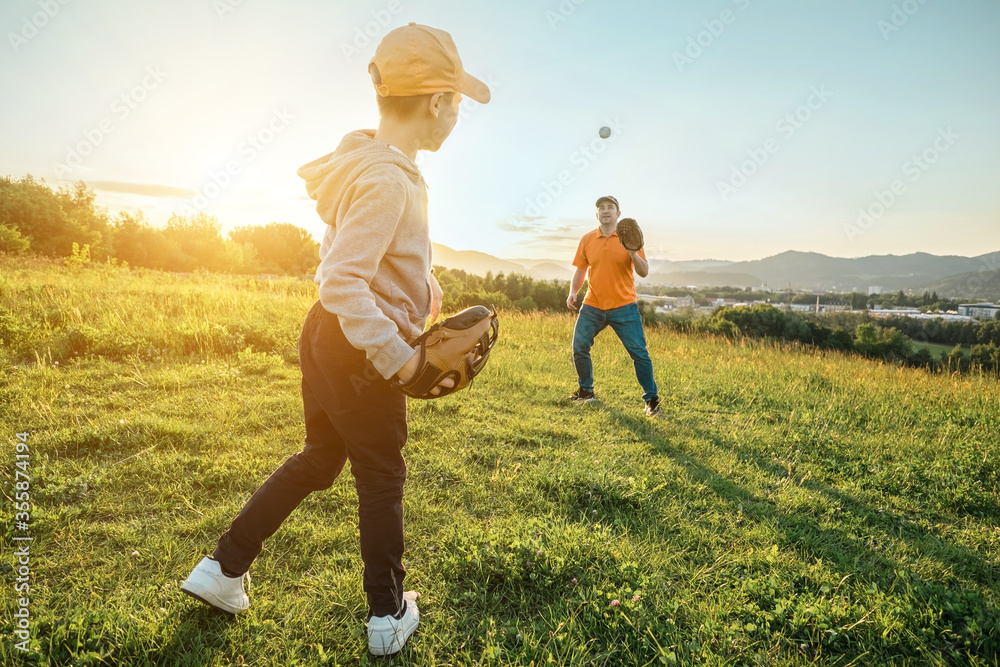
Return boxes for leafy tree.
[229,222,319,275]
[0,175,110,257]
[854,323,912,361]
[0,224,30,254]
[710,304,787,339]
[162,212,227,272]
[111,211,160,268]
[782,314,812,343]
[824,328,854,352]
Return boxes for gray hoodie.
[297,130,432,380]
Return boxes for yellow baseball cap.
[369,23,490,104]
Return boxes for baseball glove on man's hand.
[617,218,644,252]
[394,305,499,399]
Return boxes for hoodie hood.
[297,130,423,225]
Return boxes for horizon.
[444,242,1000,265]
[2,1,998,262]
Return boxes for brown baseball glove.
[616,218,644,252]
[394,305,499,399]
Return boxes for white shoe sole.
[181,582,243,615]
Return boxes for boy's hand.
[429,272,443,324]
[395,350,455,397]
[393,305,499,399]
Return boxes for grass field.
[2,257,999,666]
[913,341,970,359]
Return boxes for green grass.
[913,341,970,358]
[2,257,999,666]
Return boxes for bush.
[854,323,913,362]
[0,225,30,254]
[710,304,787,339]
[823,328,854,352]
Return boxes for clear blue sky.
[2,0,998,262]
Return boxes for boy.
[181,23,490,656]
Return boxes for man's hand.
[629,250,649,278]
[429,272,443,324]
[567,267,587,311]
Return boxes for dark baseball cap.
[595,195,619,209]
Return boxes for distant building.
[958,303,1000,320]
[869,308,921,318]
[870,308,974,322]
[868,286,883,296]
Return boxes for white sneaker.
[181,557,250,614]
[367,591,420,656]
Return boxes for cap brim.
[460,71,490,104]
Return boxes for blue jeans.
[573,303,658,402]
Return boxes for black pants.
[213,301,408,617]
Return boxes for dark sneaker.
[644,396,661,417]
[568,388,596,403]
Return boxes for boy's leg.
[212,303,349,576]
[608,303,658,402]
[297,304,409,618]
[572,305,607,392]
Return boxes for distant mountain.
[917,256,1000,300]
[431,244,1000,298]
[525,262,575,281]
[432,243,525,277]
[648,259,735,273]
[433,244,574,282]
[711,250,998,292]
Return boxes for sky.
[2,0,998,263]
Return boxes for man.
[181,23,490,656]
[566,195,660,417]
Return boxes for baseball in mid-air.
[599,126,611,139]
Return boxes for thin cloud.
[86,181,196,198]
[495,216,590,237]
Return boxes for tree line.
[640,285,964,315]
[1,175,318,275]
[693,305,999,375]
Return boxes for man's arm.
[566,266,587,310]
[630,250,649,278]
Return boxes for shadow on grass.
[150,605,233,667]
[604,404,1000,662]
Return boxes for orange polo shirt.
[572,227,646,311]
